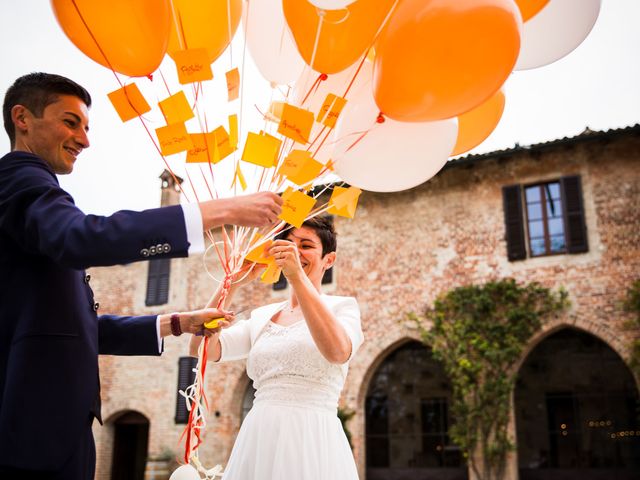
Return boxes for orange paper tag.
[246,236,274,264]
[107,83,151,122]
[212,126,235,162]
[156,123,193,156]
[186,132,216,163]
[278,189,317,228]
[317,94,347,129]
[278,103,314,144]
[229,114,238,149]
[328,186,362,218]
[232,162,248,191]
[158,90,194,125]
[260,262,282,284]
[277,150,323,186]
[226,68,240,101]
[173,48,213,85]
[242,131,282,168]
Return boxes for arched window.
[515,328,640,479]
[365,341,466,479]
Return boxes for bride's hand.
[269,240,304,280]
[231,260,267,287]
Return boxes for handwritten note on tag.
[186,132,216,163]
[278,189,317,228]
[278,103,314,144]
[317,94,347,129]
[107,83,151,122]
[328,186,362,218]
[242,131,282,168]
[158,90,194,125]
[212,126,235,162]
[173,48,213,85]
[156,123,193,156]
[226,68,240,101]
[277,150,323,186]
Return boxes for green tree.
[413,278,568,480]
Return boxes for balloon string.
[226,0,233,67]
[308,9,325,74]
[69,0,122,87]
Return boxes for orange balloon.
[168,0,241,63]
[515,0,549,22]
[51,0,171,77]
[452,89,505,156]
[373,0,521,122]
[283,0,396,74]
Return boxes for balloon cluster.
[49,0,601,475]
[51,0,600,193]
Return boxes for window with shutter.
[145,258,171,306]
[175,356,198,424]
[503,176,588,260]
[502,185,527,261]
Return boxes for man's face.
[20,94,90,174]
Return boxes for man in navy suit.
[0,73,283,479]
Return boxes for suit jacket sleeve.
[0,156,190,269]
[98,314,161,355]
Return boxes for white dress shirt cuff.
[181,203,205,255]
[155,315,163,353]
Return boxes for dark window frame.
[145,257,171,306]
[175,356,198,424]
[523,181,567,258]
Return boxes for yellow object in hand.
[204,318,223,329]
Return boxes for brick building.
[91,125,640,480]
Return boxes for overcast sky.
[1,0,639,215]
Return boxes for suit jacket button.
[93,302,100,311]
[163,243,171,253]
[84,274,91,283]
[141,248,149,257]
[149,246,157,256]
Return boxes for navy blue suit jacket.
[0,151,191,470]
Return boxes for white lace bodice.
[246,320,347,413]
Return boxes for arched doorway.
[365,340,467,480]
[515,328,640,480]
[110,411,150,480]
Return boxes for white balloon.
[333,85,458,192]
[515,0,601,70]
[169,464,201,480]
[291,61,374,164]
[243,0,306,85]
[308,0,357,10]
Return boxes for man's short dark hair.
[279,214,337,256]
[3,72,92,147]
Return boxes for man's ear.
[323,251,337,270]
[11,105,31,133]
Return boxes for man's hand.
[200,192,283,230]
[159,308,235,337]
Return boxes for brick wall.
[91,128,640,479]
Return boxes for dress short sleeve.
[219,319,252,362]
[333,296,364,363]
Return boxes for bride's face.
[286,226,335,284]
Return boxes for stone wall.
[91,128,640,479]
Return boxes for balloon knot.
[147,74,154,81]
[320,73,328,81]
[376,113,385,124]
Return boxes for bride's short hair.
[280,215,337,256]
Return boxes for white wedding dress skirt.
[222,320,359,479]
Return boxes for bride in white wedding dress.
[189,215,363,480]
